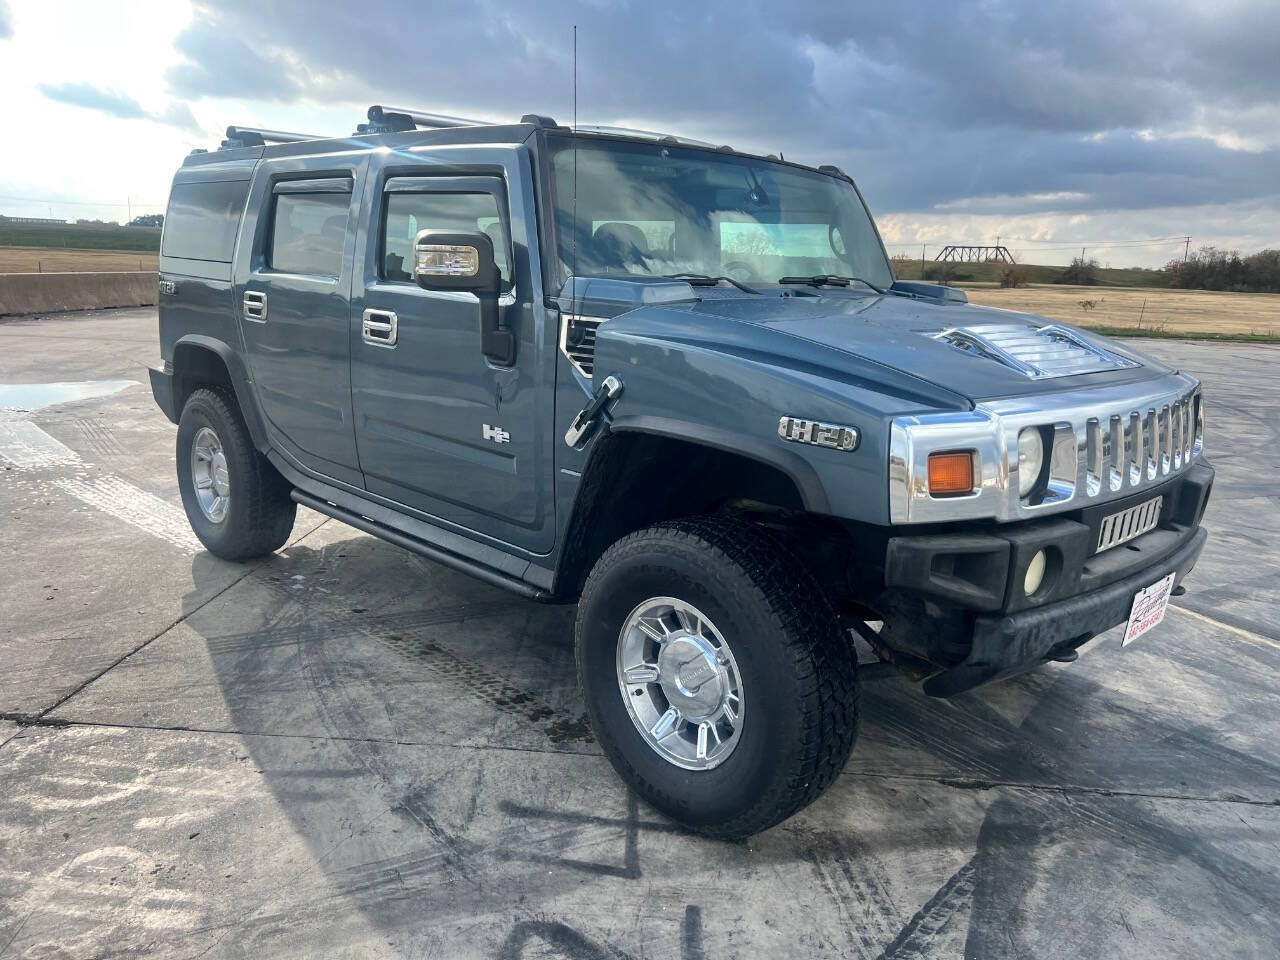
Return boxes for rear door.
[236,155,367,487]
[349,153,555,553]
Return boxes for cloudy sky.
[1,0,1277,266]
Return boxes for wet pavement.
[1,307,1277,959]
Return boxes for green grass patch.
[1083,324,1280,344]
[890,258,1169,288]
[0,222,161,252]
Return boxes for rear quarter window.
[162,179,250,262]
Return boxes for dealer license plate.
[1122,572,1176,647]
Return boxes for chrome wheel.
[616,597,743,770]
[190,426,230,523]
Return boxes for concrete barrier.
[0,272,157,316]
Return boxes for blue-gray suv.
[150,107,1213,837]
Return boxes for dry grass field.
[963,283,1280,338]
[0,246,158,274]
[1,249,1275,340]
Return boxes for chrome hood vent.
[933,322,1140,380]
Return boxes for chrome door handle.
[362,308,398,347]
[243,290,267,323]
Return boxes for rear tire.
[177,386,295,561]
[575,517,859,838]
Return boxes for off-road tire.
[575,517,859,838]
[177,386,295,561]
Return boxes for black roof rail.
[222,126,323,149]
[358,105,564,135]
[366,105,492,130]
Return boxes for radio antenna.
[571,24,579,313]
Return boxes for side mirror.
[414,230,514,366]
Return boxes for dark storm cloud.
[167,18,305,101]
[164,0,1280,214]
[38,82,201,133]
[38,82,148,119]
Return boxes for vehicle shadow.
[181,530,1280,958]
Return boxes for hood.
[640,288,1173,404]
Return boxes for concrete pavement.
[1,308,1277,958]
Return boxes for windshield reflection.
[548,136,893,291]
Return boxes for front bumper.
[878,460,1213,696]
[922,524,1206,696]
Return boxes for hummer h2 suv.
[149,106,1212,838]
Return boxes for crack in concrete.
[0,518,331,751]
[1170,603,1280,648]
[852,769,1280,808]
[1,714,601,758]
[9,711,1275,809]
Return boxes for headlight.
[1017,427,1044,498]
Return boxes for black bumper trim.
[149,366,178,424]
[922,524,1207,697]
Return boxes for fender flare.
[171,334,270,451]
[606,414,831,514]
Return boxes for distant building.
[0,214,70,224]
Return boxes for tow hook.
[565,375,623,448]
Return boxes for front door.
[350,166,554,553]
[236,158,366,487]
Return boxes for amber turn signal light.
[928,451,975,496]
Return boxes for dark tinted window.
[382,192,509,284]
[162,179,249,262]
[270,193,349,277]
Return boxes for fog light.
[1024,549,1047,596]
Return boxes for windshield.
[548,135,893,290]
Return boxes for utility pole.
[920,243,926,278]
[1184,236,1191,262]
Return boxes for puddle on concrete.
[0,380,138,413]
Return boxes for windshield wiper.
[665,273,760,294]
[778,274,886,294]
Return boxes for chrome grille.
[935,323,1140,379]
[1097,496,1163,553]
[1084,390,1201,497]
[560,314,605,378]
[889,374,1205,524]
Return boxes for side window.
[270,191,349,277]
[382,191,510,285]
[162,179,250,262]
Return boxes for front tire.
[177,387,296,561]
[575,518,859,838]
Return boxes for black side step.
[291,490,550,601]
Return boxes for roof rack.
[222,126,324,149]
[216,109,730,154]
[573,124,722,149]
[362,105,491,134]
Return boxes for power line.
[1002,234,1190,245]
[0,193,165,208]
[884,238,1188,251]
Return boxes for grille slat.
[1076,391,1200,499]
[1097,495,1163,553]
[560,314,606,378]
